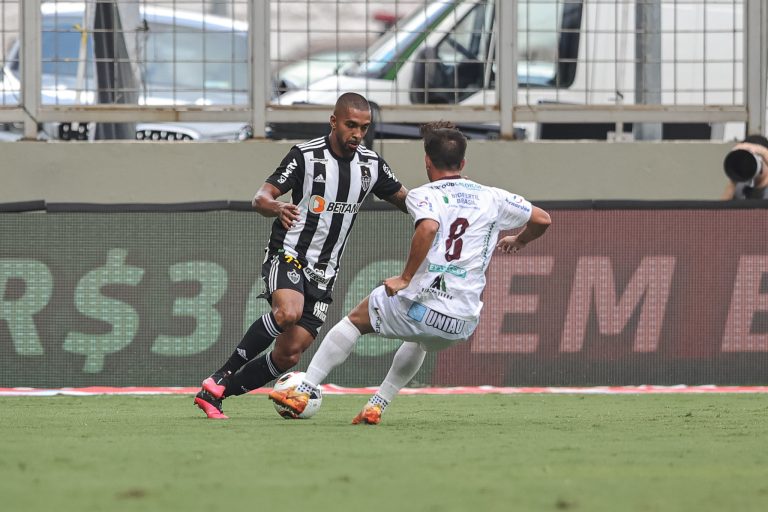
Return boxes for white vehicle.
[1,2,251,141]
[278,0,751,141]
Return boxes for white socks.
[303,318,427,416]
[304,316,362,388]
[367,393,390,412]
[376,341,426,403]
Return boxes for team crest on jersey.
[287,268,301,284]
[360,166,371,191]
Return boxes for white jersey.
[399,177,532,320]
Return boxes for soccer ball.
[272,371,322,419]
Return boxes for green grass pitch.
[1,393,766,512]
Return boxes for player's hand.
[383,276,410,296]
[277,202,301,230]
[497,235,526,254]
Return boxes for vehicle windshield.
[340,1,456,79]
[24,12,248,97]
[142,25,248,92]
[518,0,566,86]
[337,0,579,87]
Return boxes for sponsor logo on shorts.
[287,268,301,284]
[406,303,466,334]
[303,266,331,285]
[313,301,328,322]
[282,253,302,269]
[407,303,428,321]
[372,307,383,333]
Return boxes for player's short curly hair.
[420,121,466,170]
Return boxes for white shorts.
[367,285,479,352]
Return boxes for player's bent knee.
[272,307,302,329]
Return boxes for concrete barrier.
[0,140,732,203]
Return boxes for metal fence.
[0,0,765,142]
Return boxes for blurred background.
[1,0,763,144]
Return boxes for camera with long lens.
[723,134,768,183]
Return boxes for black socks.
[215,312,284,376]
[224,351,285,397]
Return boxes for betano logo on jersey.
[309,195,327,213]
[309,195,360,214]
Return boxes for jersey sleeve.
[264,146,304,194]
[495,188,533,230]
[405,187,440,225]
[371,157,403,199]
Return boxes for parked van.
[278,0,750,141]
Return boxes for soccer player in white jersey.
[194,93,408,419]
[269,121,551,424]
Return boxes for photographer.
[722,134,768,199]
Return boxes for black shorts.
[261,252,333,337]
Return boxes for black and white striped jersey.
[264,135,402,291]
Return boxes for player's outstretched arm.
[252,183,301,230]
[497,206,551,253]
[383,185,409,213]
[383,218,439,296]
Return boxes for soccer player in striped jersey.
[195,93,408,419]
[269,121,551,424]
